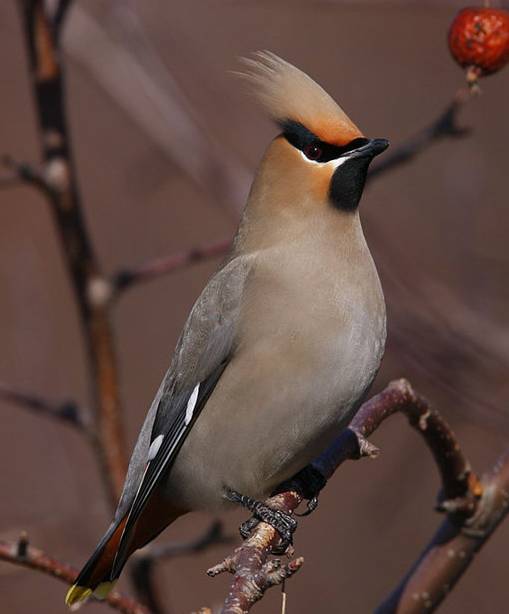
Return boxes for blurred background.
[1,1,508,612]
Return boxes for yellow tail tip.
[65,581,116,609]
[93,581,116,600]
[65,585,92,610]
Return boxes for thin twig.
[130,521,232,614]
[0,155,51,194]
[113,239,231,296]
[208,379,496,614]
[0,381,86,429]
[0,534,149,614]
[369,89,472,181]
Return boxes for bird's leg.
[277,465,327,517]
[224,489,298,555]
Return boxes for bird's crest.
[239,51,362,146]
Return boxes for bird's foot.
[225,489,297,555]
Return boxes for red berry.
[448,7,509,83]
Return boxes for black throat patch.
[328,157,370,212]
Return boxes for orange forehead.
[308,116,363,147]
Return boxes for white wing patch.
[185,383,200,426]
[147,434,164,461]
[146,384,200,463]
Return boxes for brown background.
[1,1,508,613]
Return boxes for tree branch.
[0,381,86,429]
[309,380,484,516]
[208,379,503,614]
[376,446,509,613]
[18,0,127,506]
[0,534,149,614]
[113,239,231,297]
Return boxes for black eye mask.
[279,120,369,163]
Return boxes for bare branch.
[377,447,509,613]
[0,534,149,614]
[0,381,86,429]
[130,521,232,614]
[208,549,303,614]
[114,239,231,296]
[369,89,472,182]
[208,380,497,613]
[308,379,481,514]
[18,0,128,506]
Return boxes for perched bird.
[66,51,388,608]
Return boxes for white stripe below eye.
[330,156,349,169]
[147,434,164,461]
[185,383,200,426]
[299,150,349,169]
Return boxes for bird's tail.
[66,501,184,610]
[65,516,128,610]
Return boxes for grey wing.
[111,254,253,573]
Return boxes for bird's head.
[240,52,389,214]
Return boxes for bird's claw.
[295,495,319,517]
[225,488,298,554]
[239,515,260,539]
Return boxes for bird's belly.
[164,304,385,512]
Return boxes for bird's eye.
[303,143,322,161]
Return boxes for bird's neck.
[233,192,366,258]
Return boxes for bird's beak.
[343,138,389,160]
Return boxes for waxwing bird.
[66,51,388,608]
